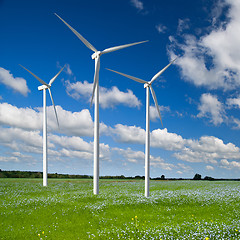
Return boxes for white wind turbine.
[107,58,177,197]
[20,64,65,187]
[55,13,148,195]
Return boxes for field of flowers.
[1,178,240,239]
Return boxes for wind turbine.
[107,58,177,197]
[20,64,65,187]
[55,13,148,195]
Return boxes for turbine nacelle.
[38,85,50,91]
[91,51,102,59]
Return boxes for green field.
[1,179,240,239]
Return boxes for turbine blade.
[101,40,148,55]
[48,88,59,127]
[90,57,100,107]
[106,68,147,84]
[49,64,65,86]
[149,85,163,127]
[19,64,49,87]
[54,13,97,53]
[149,57,177,84]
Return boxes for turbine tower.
[20,64,65,187]
[55,13,148,195]
[107,58,177,197]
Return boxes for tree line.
[0,170,239,181]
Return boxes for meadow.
[0,178,240,240]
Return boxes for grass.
[1,178,240,239]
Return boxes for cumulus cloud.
[113,147,175,170]
[0,127,44,153]
[197,93,226,125]
[111,123,240,167]
[0,103,42,130]
[114,147,145,163]
[0,125,111,163]
[111,124,185,151]
[0,67,30,96]
[66,80,141,109]
[151,128,185,151]
[49,106,97,136]
[174,135,240,165]
[0,102,108,137]
[168,0,240,90]
[220,159,240,169]
[111,124,145,144]
[48,134,92,153]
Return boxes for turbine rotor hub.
[91,51,102,59]
[144,83,150,88]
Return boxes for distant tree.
[161,175,165,180]
[193,173,202,180]
[204,176,214,181]
[135,175,144,180]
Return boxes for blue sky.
[1,0,240,179]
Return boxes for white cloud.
[0,67,30,96]
[65,64,73,76]
[197,93,226,125]
[111,124,145,144]
[66,80,141,109]
[151,128,185,151]
[168,0,240,90]
[100,86,141,109]
[174,135,240,164]
[65,80,92,100]
[150,156,174,170]
[226,96,240,108]
[0,125,111,163]
[177,18,190,34]
[0,102,108,137]
[177,163,193,172]
[111,122,240,169]
[49,106,96,136]
[0,156,20,163]
[206,165,214,171]
[187,136,239,155]
[150,105,170,122]
[156,24,167,34]
[112,124,185,151]
[232,117,240,129]
[0,127,44,153]
[113,147,175,170]
[48,134,92,153]
[220,159,240,169]
[49,134,111,162]
[0,103,42,130]
[130,0,144,11]
[0,151,34,163]
[114,147,145,163]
